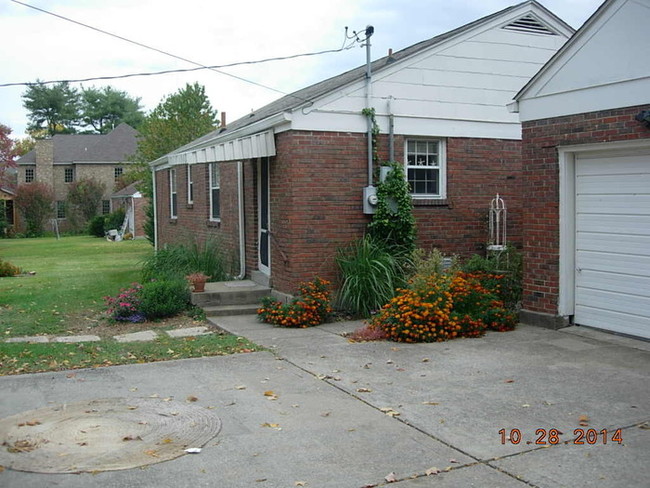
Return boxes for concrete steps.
[191,280,271,316]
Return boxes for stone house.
[511,0,650,338]
[150,1,573,296]
[16,123,138,231]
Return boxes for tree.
[66,177,106,225]
[22,81,80,137]
[0,124,18,191]
[80,86,145,134]
[131,82,218,245]
[15,182,55,237]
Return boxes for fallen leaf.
[504,379,515,383]
[129,387,138,392]
[449,458,458,463]
[127,406,138,410]
[163,397,173,402]
[385,472,398,483]
[396,368,406,372]
[579,414,590,426]
[263,390,275,396]
[422,358,430,363]
[261,422,281,430]
[390,347,400,351]
[320,411,331,417]
[0,465,4,472]
[77,442,88,446]
[144,449,159,458]
[235,385,247,390]
[187,395,199,402]
[162,438,173,444]
[255,479,268,483]
[149,394,160,398]
[386,359,394,364]
[422,401,440,406]
[639,423,650,430]
[363,363,371,369]
[380,407,401,417]
[356,388,372,393]
[185,448,202,454]
[122,435,143,442]
[444,466,452,472]
[425,467,440,476]
[66,373,76,378]
[521,404,530,408]
[295,482,307,487]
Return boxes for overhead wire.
[7,0,362,102]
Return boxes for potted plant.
[186,272,210,293]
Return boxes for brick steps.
[192,280,271,317]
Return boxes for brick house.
[151,1,573,296]
[511,0,650,338]
[0,187,16,234]
[110,182,147,238]
[16,123,138,231]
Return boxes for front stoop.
[191,280,271,316]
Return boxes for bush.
[104,208,126,232]
[0,258,21,277]
[139,279,190,320]
[258,278,332,328]
[14,182,55,237]
[67,177,106,224]
[369,271,517,343]
[141,238,229,282]
[335,235,410,317]
[103,283,144,322]
[88,215,107,237]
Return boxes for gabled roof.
[111,182,142,198]
[163,0,573,160]
[18,123,138,164]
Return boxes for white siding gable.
[292,4,571,140]
[516,0,650,122]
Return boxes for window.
[187,164,194,204]
[56,201,66,219]
[169,168,178,219]
[102,200,111,215]
[209,163,220,221]
[25,168,35,183]
[64,167,74,183]
[405,139,445,198]
[114,167,123,181]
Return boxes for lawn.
[0,236,152,337]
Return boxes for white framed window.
[114,167,123,181]
[56,201,66,219]
[405,139,446,198]
[209,162,220,221]
[169,168,178,219]
[25,168,35,183]
[64,167,74,183]
[102,200,111,215]
[187,164,194,204]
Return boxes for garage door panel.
[576,269,650,296]
[576,194,650,215]
[576,155,650,175]
[576,287,650,317]
[576,214,650,235]
[574,306,650,339]
[576,174,650,194]
[576,233,650,255]
[576,251,650,276]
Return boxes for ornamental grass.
[258,277,333,328]
[369,271,517,343]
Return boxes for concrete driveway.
[0,317,648,487]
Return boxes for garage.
[573,148,650,338]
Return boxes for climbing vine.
[362,107,380,167]
[367,161,416,256]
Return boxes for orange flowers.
[258,278,332,328]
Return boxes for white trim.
[404,138,447,199]
[169,168,177,219]
[558,138,650,317]
[208,162,221,222]
[186,164,193,205]
[258,158,271,276]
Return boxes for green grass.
[0,236,153,336]
[0,334,262,376]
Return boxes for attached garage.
[565,145,650,338]
[512,0,650,338]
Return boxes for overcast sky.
[1,0,604,140]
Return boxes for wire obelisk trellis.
[487,194,507,267]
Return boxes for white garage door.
[574,151,650,339]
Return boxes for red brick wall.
[155,130,523,295]
[521,104,650,320]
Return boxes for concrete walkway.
[0,316,648,488]
[2,326,213,344]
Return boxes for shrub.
[14,182,55,237]
[369,271,517,343]
[103,283,144,322]
[67,177,106,224]
[139,279,190,320]
[104,208,126,232]
[141,238,229,282]
[336,235,409,317]
[0,258,21,277]
[408,248,459,289]
[88,215,107,237]
[258,278,332,328]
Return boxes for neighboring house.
[151,1,573,296]
[16,123,138,230]
[110,182,147,238]
[511,0,650,338]
[0,187,16,234]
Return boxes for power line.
[0,47,356,88]
[8,0,360,99]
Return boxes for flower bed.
[258,277,332,328]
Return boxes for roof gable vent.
[503,15,557,35]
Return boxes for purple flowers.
[104,283,145,322]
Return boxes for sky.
[1,0,605,140]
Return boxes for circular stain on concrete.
[0,397,221,473]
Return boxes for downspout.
[234,160,246,280]
[365,25,374,186]
[388,96,395,162]
[151,166,158,251]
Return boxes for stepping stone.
[53,335,101,343]
[165,327,213,338]
[114,330,158,343]
[5,336,49,343]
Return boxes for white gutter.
[234,161,246,280]
[151,165,158,251]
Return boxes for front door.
[258,157,270,275]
